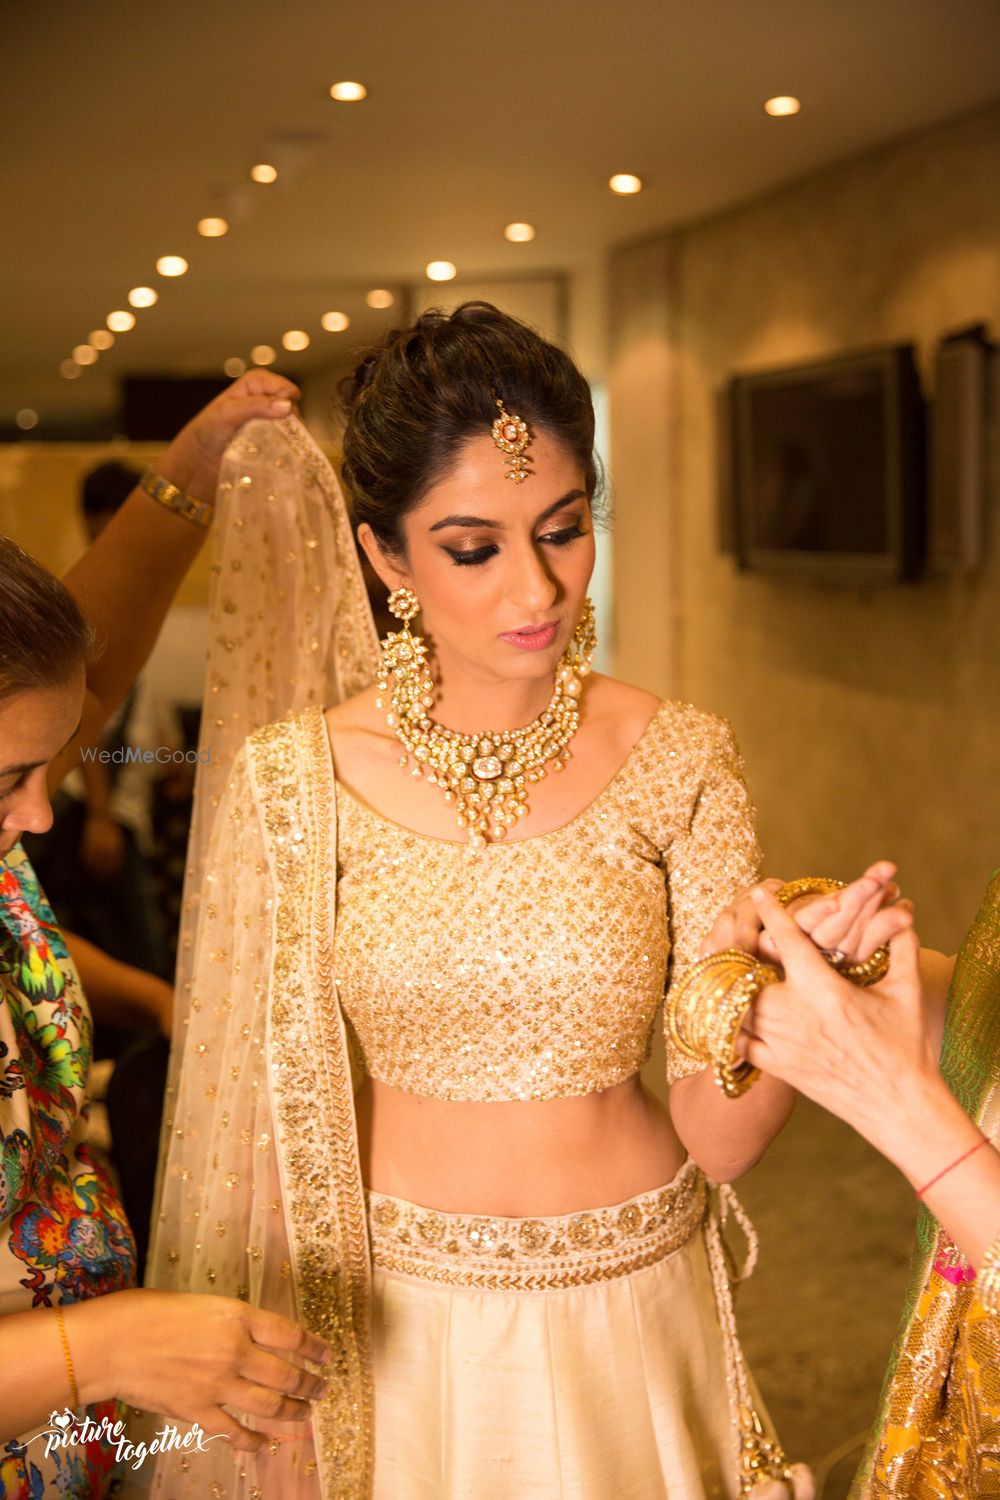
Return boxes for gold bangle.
[977,1228,1000,1315]
[140,467,214,529]
[666,949,780,1098]
[54,1302,80,1410]
[775,876,891,988]
[775,876,844,908]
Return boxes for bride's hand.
[699,860,911,965]
[157,370,302,502]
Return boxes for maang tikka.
[376,591,597,851]
[491,395,531,482]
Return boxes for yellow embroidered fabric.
[333,700,761,1101]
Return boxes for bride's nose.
[507,542,559,615]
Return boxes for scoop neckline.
[326,699,668,849]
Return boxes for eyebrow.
[0,717,83,778]
[428,489,588,532]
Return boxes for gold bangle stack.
[977,1229,1000,1315]
[775,876,891,988]
[140,468,214,529]
[666,948,780,1098]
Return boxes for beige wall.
[610,104,1000,952]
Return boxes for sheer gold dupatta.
[148,419,379,1499]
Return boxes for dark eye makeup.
[444,523,589,569]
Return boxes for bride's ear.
[356,522,411,594]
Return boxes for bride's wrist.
[869,1073,979,1187]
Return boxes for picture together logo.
[31,1409,223,1471]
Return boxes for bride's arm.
[662,718,796,1180]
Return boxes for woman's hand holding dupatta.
[70,1288,331,1452]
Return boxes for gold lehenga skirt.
[366,1159,779,1499]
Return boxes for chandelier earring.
[375,587,435,739]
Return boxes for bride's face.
[362,430,596,689]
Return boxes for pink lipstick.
[499,621,558,652]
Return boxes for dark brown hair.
[340,301,604,556]
[0,536,95,703]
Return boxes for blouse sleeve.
[662,716,762,1083]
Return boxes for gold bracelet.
[54,1302,80,1410]
[666,949,780,1098]
[140,468,214,529]
[977,1226,1000,1315]
[775,876,891,988]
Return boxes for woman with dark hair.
[0,373,333,1497]
[148,304,899,1499]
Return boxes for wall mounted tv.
[728,345,925,583]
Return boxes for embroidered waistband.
[366,1158,706,1291]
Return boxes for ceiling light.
[223,356,247,378]
[282,330,310,351]
[250,163,278,184]
[73,344,99,365]
[129,286,158,308]
[504,222,536,243]
[321,310,350,332]
[60,360,81,380]
[329,81,367,102]
[764,95,800,116]
[15,408,39,431]
[609,173,643,195]
[88,329,115,350]
[426,261,457,282]
[156,255,189,277]
[198,217,229,238]
[250,344,277,366]
[107,310,136,332]
[366,288,395,309]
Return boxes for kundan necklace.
[375,592,597,850]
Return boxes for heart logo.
[53,1411,72,1430]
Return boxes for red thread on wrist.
[916,1136,989,1199]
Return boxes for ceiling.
[3,0,999,428]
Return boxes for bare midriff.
[355,1071,688,1216]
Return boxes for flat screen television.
[728,345,925,583]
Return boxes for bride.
[147,302,876,1498]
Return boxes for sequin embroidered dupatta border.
[852,871,1000,1498]
[251,709,374,1498]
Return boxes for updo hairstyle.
[340,302,604,557]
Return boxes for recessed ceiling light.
[156,255,188,277]
[365,289,395,309]
[250,344,277,366]
[107,310,136,332]
[764,95,800,116]
[15,408,39,431]
[504,222,536,243]
[198,217,229,238]
[426,261,457,282]
[609,173,643,195]
[250,163,278,184]
[321,311,350,332]
[60,360,82,380]
[72,344,99,365]
[224,356,247,378]
[129,286,158,308]
[282,330,310,351]
[330,80,367,102]
[88,329,115,350]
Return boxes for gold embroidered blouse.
[333,700,761,1101]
